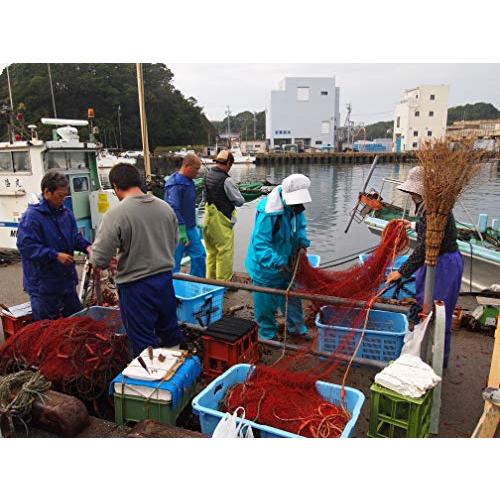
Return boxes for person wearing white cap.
[386,165,463,368]
[245,173,312,340]
[202,150,245,281]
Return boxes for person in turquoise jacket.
[246,174,312,340]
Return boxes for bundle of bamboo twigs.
[416,136,485,265]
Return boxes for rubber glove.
[178,224,189,246]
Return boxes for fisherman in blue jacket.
[164,153,206,277]
[17,171,91,321]
[246,174,312,340]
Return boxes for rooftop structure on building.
[392,85,449,152]
[266,77,340,149]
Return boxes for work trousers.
[30,290,83,321]
[252,279,308,340]
[415,251,464,368]
[173,226,206,278]
[117,271,184,357]
[203,204,235,281]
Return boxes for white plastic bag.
[211,407,254,438]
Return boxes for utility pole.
[47,63,57,119]
[117,104,123,150]
[226,105,231,146]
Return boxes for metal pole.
[421,265,436,363]
[261,339,387,369]
[47,63,57,118]
[172,273,409,314]
[117,104,123,150]
[136,63,152,193]
[6,66,14,111]
[344,155,379,233]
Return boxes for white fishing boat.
[0,118,118,251]
[229,146,255,164]
[362,177,500,292]
[97,149,136,188]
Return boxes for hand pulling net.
[221,220,409,437]
[0,315,128,402]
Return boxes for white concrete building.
[393,85,449,151]
[266,77,340,149]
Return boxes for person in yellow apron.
[202,150,244,281]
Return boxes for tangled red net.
[0,315,128,401]
[222,220,409,437]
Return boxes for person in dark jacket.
[164,153,206,277]
[386,166,464,367]
[17,171,91,320]
[202,150,244,280]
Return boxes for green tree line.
[0,63,216,150]
[212,110,266,140]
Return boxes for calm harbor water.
[203,163,500,272]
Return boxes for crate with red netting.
[201,317,259,381]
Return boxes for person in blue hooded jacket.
[17,171,92,320]
[164,153,206,277]
[246,174,312,340]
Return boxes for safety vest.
[203,166,235,220]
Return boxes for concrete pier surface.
[0,262,496,438]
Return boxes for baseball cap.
[281,174,312,205]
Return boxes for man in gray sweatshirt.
[91,163,184,355]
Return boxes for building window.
[396,116,400,128]
[297,87,310,101]
[412,142,418,148]
[415,110,420,117]
[321,91,328,96]
[429,111,434,117]
[430,94,435,100]
[427,131,432,137]
[413,130,418,137]
[315,140,322,145]
[73,176,89,193]
[321,121,330,134]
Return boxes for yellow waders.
[203,203,235,281]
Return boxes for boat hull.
[365,216,500,292]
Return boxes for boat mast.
[47,63,58,118]
[5,66,15,143]
[135,63,152,193]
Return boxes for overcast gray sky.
[168,63,500,123]
[2,63,499,124]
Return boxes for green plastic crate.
[114,384,197,426]
[368,383,433,438]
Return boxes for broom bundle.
[416,136,485,266]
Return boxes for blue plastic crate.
[70,306,126,334]
[173,277,225,327]
[316,306,408,362]
[307,254,321,268]
[358,253,416,300]
[192,363,365,438]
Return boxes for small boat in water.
[362,178,500,292]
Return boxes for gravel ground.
[1,262,496,437]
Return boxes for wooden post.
[136,63,152,194]
[471,315,500,438]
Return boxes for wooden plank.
[487,315,500,388]
[471,316,500,438]
[128,419,206,438]
[471,401,500,438]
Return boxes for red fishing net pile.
[222,220,409,437]
[0,315,128,401]
[222,365,350,437]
